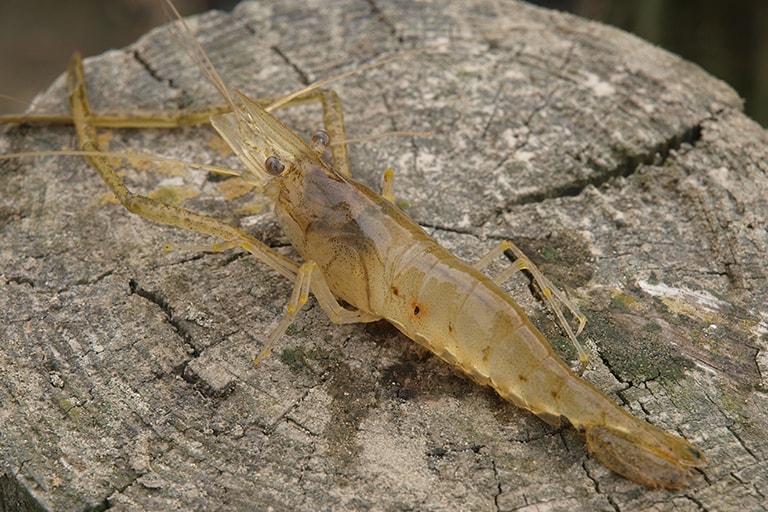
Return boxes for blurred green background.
[1,0,766,127]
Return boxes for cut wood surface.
[1,1,766,510]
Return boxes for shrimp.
[1,7,704,489]
[213,95,707,487]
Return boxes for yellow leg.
[253,261,381,364]
[67,53,298,281]
[64,53,378,363]
[3,58,354,178]
[474,239,589,372]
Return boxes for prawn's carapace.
[0,1,705,488]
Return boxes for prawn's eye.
[310,129,331,153]
[265,156,285,176]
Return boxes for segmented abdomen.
[378,242,610,427]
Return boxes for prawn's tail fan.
[584,420,705,489]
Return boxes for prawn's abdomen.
[379,247,705,488]
[380,246,590,422]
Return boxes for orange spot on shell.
[409,301,424,320]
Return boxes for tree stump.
[1,1,765,510]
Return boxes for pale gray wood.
[1,1,765,510]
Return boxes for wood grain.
[1,1,765,510]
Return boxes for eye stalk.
[310,129,331,154]
[265,155,285,176]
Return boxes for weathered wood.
[1,1,765,510]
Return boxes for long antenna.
[163,0,237,113]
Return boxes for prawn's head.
[210,89,328,197]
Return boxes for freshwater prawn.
[1,4,704,489]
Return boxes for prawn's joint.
[310,129,331,153]
[265,155,285,175]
